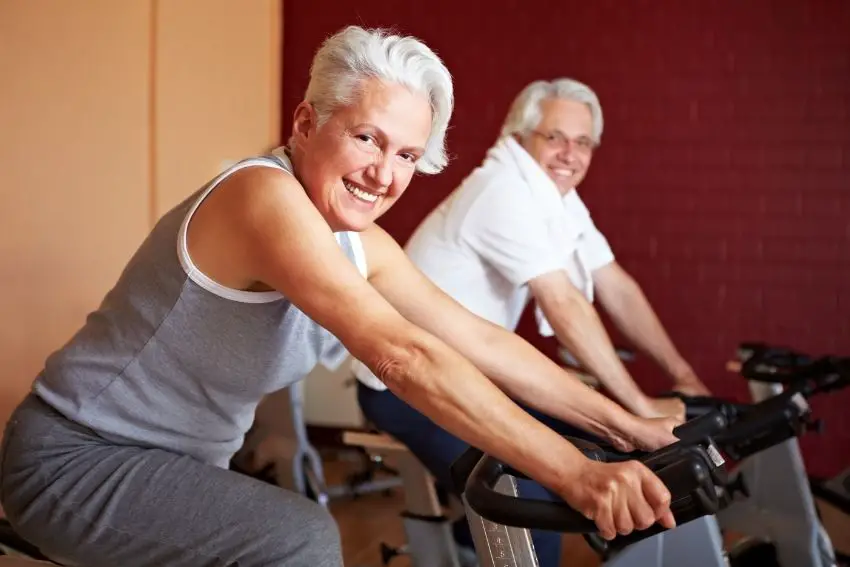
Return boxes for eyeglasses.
[529,130,595,153]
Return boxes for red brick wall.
[282,1,850,476]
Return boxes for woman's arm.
[359,224,679,452]
[188,167,578,487]
[188,167,675,539]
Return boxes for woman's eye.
[356,134,375,144]
[400,153,416,163]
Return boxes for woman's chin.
[329,207,375,233]
[318,192,374,231]
[336,193,387,230]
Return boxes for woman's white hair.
[296,25,454,175]
[499,78,604,145]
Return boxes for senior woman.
[0,26,678,567]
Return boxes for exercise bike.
[452,341,849,567]
[677,342,850,567]
[571,341,848,566]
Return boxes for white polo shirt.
[354,136,615,390]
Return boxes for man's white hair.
[296,25,454,175]
[499,78,604,145]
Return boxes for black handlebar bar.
[463,452,594,533]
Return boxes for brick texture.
[282,1,850,477]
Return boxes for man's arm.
[360,225,679,451]
[527,270,664,417]
[451,181,680,418]
[592,262,710,395]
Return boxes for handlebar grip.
[713,390,811,460]
[659,391,719,419]
[606,412,730,470]
[660,391,746,421]
[673,410,729,443]
[581,411,729,465]
[586,454,724,556]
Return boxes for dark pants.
[357,382,601,567]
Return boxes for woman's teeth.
[344,181,379,203]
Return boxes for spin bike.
[663,343,850,567]
[451,342,849,567]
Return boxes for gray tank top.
[33,151,367,468]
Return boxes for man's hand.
[560,459,676,540]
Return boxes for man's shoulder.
[456,164,534,215]
[407,160,538,251]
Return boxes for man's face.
[518,98,596,195]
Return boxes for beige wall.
[0,0,282,426]
[155,0,282,213]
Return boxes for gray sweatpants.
[0,394,343,567]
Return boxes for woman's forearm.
[470,325,638,444]
[373,323,589,495]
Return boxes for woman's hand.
[606,415,680,453]
[559,459,676,541]
[672,374,711,397]
[645,397,686,421]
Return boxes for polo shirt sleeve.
[461,181,564,286]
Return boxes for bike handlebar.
[735,342,849,395]
[454,432,727,536]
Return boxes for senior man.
[354,78,710,567]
